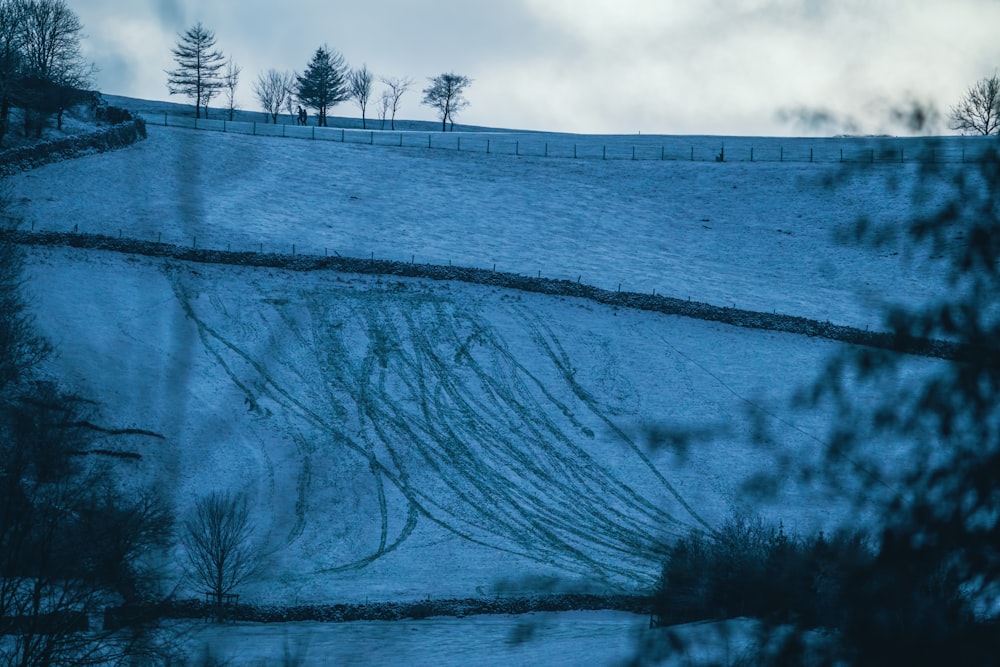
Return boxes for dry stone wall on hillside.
[3,230,959,361]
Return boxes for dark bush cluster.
[95,104,133,126]
[651,514,873,629]
[650,514,1000,665]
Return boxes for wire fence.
[139,112,1000,165]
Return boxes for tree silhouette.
[422,72,471,132]
[296,45,348,127]
[166,22,225,119]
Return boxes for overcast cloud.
[75,0,1000,135]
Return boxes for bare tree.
[252,68,295,124]
[949,73,1000,135]
[222,58,240,121]
[348,64,373,129]
[381,75,412,131]
[421,72,471,132]
[182,491,257,622]
[16,0,93,134]
[0,0,24,146]
[376,89,390,130]
[166,22,225,119]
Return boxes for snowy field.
[6,122,980,328]
[5,118,951,663]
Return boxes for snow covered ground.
[5,118,952,663]
[7,123,978,328]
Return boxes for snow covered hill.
[4,118,950,661]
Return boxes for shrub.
[651,513,874,628]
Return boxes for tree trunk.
[0,97,8,146]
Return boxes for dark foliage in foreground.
[650,513,998,666]
[646,134,1000,666]
[651,515,873,630]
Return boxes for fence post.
[516,141,519,156]
[750,147,754,162]
[901,148,904,164]
[690,146,694,161]
[428,135,431,148]
[661,146,664,161]
[312,127,315,140]
[457,136,461,151]
[399,134,402,147]
[253,122,256,135]
[164,113,168,126]
[342,129,345,142]
[603,146,606,160]
[487,139,490,154]
[282,124,285,137]
[545,143,548,157]
[370,131,374,145]
[840,148,843,163]
[809,148,813,163]
[574,145,577,159]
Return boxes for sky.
[75,0,1000,136]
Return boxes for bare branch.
[421,72,471,132]
[381,75,413,131]
[949,73,1000,135]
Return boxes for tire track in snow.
[166,269,702,585]
[516,306,713,532]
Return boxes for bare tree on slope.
[422,72,471,132]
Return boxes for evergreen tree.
[296,45,348,127]
[166,22,225,119]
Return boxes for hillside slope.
[7,124,961,328]
[9,123,946,604]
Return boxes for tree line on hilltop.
[167,21,472,132]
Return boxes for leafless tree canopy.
[348,64,373,129]
[4,0,92,135]
[252,68,295,124]
[182,491,257,620]
[421,72,471,132]
[376,89,390,130]
[949,73,1000,135]
[16,0,86,82]
[222,58,240,121]
[381,75,412,131]
[0,1,21,144]
[166,22,225,119]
